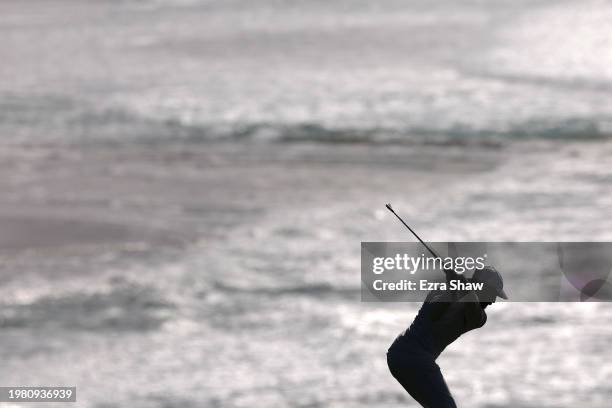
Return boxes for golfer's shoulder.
[476,310,488,327]
[459,299,487,328]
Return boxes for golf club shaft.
[385,203,441,259]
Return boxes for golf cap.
[472,266,508,299]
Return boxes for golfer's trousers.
[387,341,457,408]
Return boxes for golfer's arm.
[443,267,468,302]
[458,290,486,327]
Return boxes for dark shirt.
[394,289,487,359]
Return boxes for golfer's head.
[472,266,508,304]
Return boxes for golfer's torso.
[395,290,486,358]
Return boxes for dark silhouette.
[387,266,507,408]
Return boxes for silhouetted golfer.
[387,266,507,408]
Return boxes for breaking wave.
[2,94,611,146]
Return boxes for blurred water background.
[1,0,612,407]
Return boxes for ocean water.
[1,1,612,407]
[2,0,612,144]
